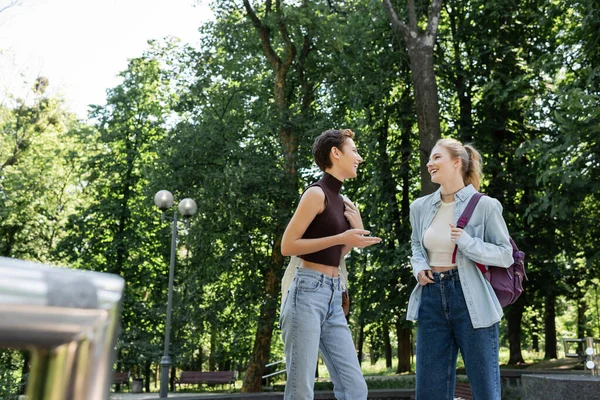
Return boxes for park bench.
[262,359,286,387]
[454,382,473,399]
[112,371,131,389]
[175,370,237,391]
[563,337,600,375]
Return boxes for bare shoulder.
[302,185,325,199]
[299,186,326,213]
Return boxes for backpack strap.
[456,192,485,229]
[451,192,486,273]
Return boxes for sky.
[0,0,214,118]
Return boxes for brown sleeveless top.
[299,173,350,267]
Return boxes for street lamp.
[154,190,197,398]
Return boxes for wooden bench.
[175,371,237,391]
[454,382,473,399]
[112,371,131,390]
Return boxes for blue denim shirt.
[406,184,514,328]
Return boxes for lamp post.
[154,190,197,398]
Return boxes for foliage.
[1,0,600,390]
[55,54,177,376]
[0,350,23,400]
[0,91,89,261]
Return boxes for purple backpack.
[451,193,527,307]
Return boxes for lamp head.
[178,198,197,218]
[154,190,174,211]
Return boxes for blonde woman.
[407,138,514,399]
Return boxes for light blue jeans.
[416,268,501,400]
[280,267,367,400]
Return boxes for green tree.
[310,0,419,372]
[435,0,563,363]
[383,0,443,195]
[0,80,90,396]
[520,0,600,359]
[0,80,88,261]
[57,55,175,387]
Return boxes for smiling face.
[333,138,363,179]
[427,145,461,185]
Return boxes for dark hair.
[312,129,355,171]
[435,138,483,190]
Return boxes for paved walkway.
[109,391,417,400]
[110,394,241,400]
[109,393,288,400]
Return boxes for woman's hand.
[341,228,382,248]
[449,223,464,243]
[417,270,434,286]
[343,196,363,229]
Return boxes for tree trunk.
[112,132,139,274]
[170,365,176,392]
[382,320,393,368]
[544,294,558,359]
[506,296,525,365]
[144,360,151,393]
[241,1,301,391]
[446,2,473,143]
[369,346,377,365]
[210,325,217,371]
[155,366,159,391]
[197,346,203,371]
[242,236,285,392]
[382,0,443,197]
[374,109,402,371]
[396,322,412,373]
[532,314,539,352]
[115,353,123,392]
[1,225,18,257]
[374,92,413,372]
[357,321,365,363]
[407,44,441,196]
[19,351,30,395]
[242,123,296,393]
[398,100,414,373]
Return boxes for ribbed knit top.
[299,173,350,267]
[423,201,457,267]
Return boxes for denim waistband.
[432,268,460,282]
[296,267,341,289]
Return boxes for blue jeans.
[416,268,501,400]
[280,267,368,400]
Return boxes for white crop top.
[423,201,456,267]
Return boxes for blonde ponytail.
[435,138,483,190]
[463,144,482,190]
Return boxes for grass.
[304,348,567,382]
[268,350,559,399]
[139,349,577,394]
[499,348,549,366]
